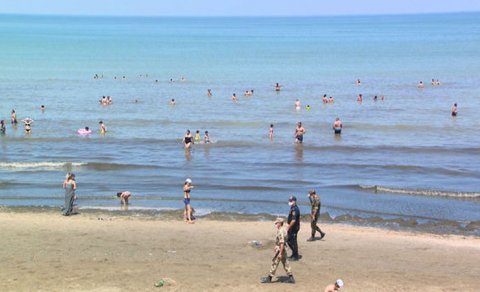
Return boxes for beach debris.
[154,279,165,287]
[154,278,176,288]
[167,250,177,254]
[249,240,263,248]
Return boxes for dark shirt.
[287,204,300,232]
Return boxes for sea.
[0,13,479,235]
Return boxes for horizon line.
[0,10,478,18]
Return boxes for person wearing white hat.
[260,218,295,284]
[324,279,344,292]
[183,178,194,223]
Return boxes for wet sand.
[0,211,479,291]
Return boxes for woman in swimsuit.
[11,110,17,124]
[183,178,194,223]
[183,130,194,149]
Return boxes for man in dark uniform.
[287,195,300,261]
[307,190,326,241]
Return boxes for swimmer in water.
[24,123,32,134]
[356,79,361,86]
[183,130,194,149]
[295,122,305,144]
[195,130,200,142]
[0,120,5,135]
[333,117,342,134]
[207,89,212,97]
[451,103,457,117]
[275,83,281,91]
[11,110,17,124]
[22,117,33,134]
[40,105,46,111]
[357,94,363,102]
[204,131,210,143]
[322,94,328,103]
[305,105,311,110]
[269,124,274,141]
[328,96,335,103]
[99,121,107,134]
[170,98,176,106]
[295,99,301,110]
[231,93,237,103]
[373,95,378,101]
[417,81,424,88]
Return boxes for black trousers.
[287,229,299,257]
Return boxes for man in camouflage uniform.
[307,190,326,241]
[261,218,295,284]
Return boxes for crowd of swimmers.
[1,79,458,141]
[99,96,113,105]
[182,129,210,148]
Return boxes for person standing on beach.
[451,103,457,117]
[287,195,300,260]
[325,279,344,292]
[307,190,326,241]
[261,218,295,284]
[295,122,305,144]
[333,117,342,135]
[62,173,77,216]
[183,178,194,224]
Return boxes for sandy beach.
[0,210,479,292]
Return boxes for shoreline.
[1,205,479,238]
[1,211,479,291]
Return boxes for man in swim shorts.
[333,117,342,134]
[295,122,305,144]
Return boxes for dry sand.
[0,211,479,292]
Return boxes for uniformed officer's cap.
[288,195,297,202]
[274,217,284,224]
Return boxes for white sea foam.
[0,162,87,171]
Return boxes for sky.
[0,0,479,17]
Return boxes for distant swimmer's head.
[454,103,457,106]
[297,122,302,127]
[186,130,190,134]
[270,124,273,128]
[117,192,122,198]
[196,130,199,133]
[205,130,208,134]
[308,190,316,196]
[336,117,340,121]
[185,178,192,184]
[68,173,75,180]
[99,121,103,124]
[85,127,89,131]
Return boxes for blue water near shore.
[0,13,479,235]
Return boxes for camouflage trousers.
[269,251,292,277]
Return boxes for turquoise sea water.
[0,13,479,235]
